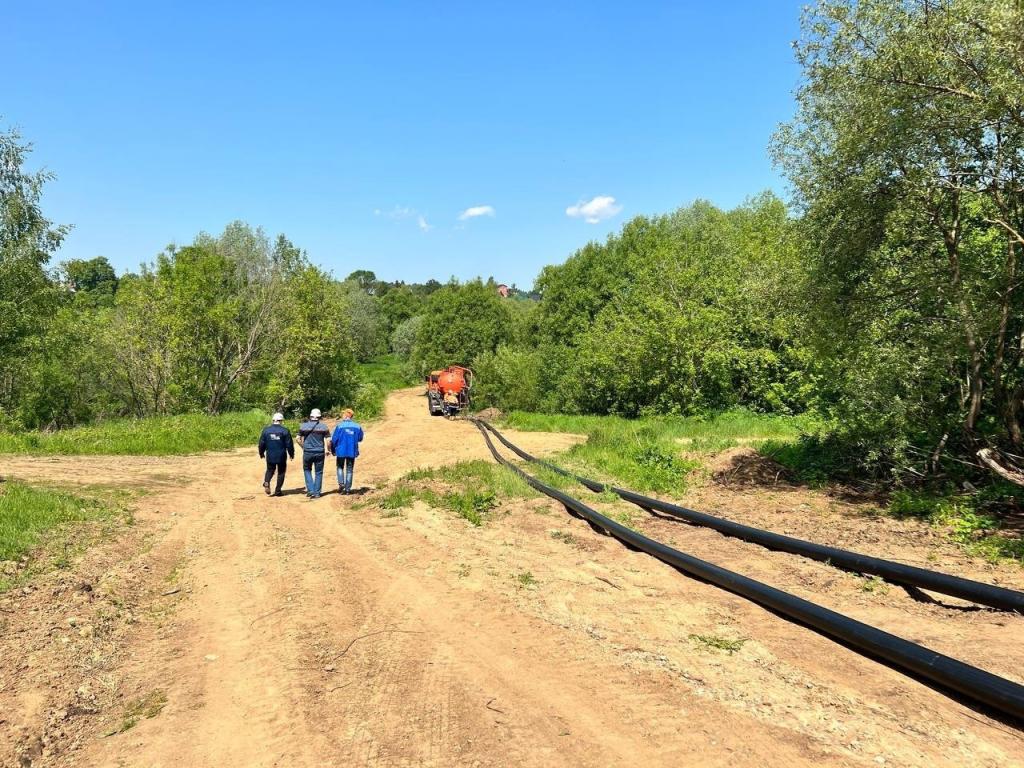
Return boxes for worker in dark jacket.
[298,407,332,498]
[330,408,364,495]
[258,413,294,496]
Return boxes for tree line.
[0,135,446,429]
[3,0,1022,486]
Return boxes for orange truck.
[425,365,474,416]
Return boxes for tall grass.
[0,410,271,456]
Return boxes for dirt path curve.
[3,387,1023,767]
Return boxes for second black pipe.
[477,420,1024,613]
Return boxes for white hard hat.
[272,413,284,423]
[310,408,322,419]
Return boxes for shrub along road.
[2,388,1023,767]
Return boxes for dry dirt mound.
[709,447,795,487]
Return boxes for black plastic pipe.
[477,420,1024,614]
[472,422,1024,721]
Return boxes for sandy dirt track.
[2,387,1024,767]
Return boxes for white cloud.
[381,205,415,220]
[458,205,496,221]
[566,195,622,224]
[377,205,432,232]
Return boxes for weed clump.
[689,634,746,654]
[114,690,167,734]
[379,484,415,511]
[516,570,537,588]
[442,490,496,526]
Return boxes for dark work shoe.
[263,482,271,496]
[273,490,283,497]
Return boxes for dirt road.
[2,388,1023,767]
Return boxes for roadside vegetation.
[883,489,1024,565]
[0,481,133,591]
[370,461,536,526]
[393,1,1024,522]
[502,410,811,493]
[0,410,273,456]
[353,355,416,420]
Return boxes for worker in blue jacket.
[258,413,294,496]
[331,408,364,495]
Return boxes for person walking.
[258,412,294,496]
[298,408,332,498]
[331,408,364,495]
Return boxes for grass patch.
[860,575,890,594]
[399,459,542,526]
[1,482,131,591]
[441,489,496,526]
[550,530,577,546]
[405,460,537,499]
[758,434,850,487]
[112,690,167,734]
[498,409,808,494]
[885,489,1024,564]
[503,409,811,443]
[379,484,416,510]
[515,570,537,588]
[0,410,273,456]
[688,633,746,654]
[353,355,416,420]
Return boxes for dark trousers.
[264,460,287,493]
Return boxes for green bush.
[472,346,544,412]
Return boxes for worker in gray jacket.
[297,407,332,498]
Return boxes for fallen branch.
[485,698,506,714]
[249,605,289,627]
[594,575,622,590]
[328,628,422,663]
[977,448,1024,487]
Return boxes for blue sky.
[5,2,802,288]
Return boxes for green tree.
[341,280,387,361]
[410,279,515,373]
[346,269,381,294]
[531,197,811,416]
[62,256,118,303]
[774,0,1024,478]
[0,128,68,423]
[390,315,423,359]
[379,285,425,338]
[266,264,357,413]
